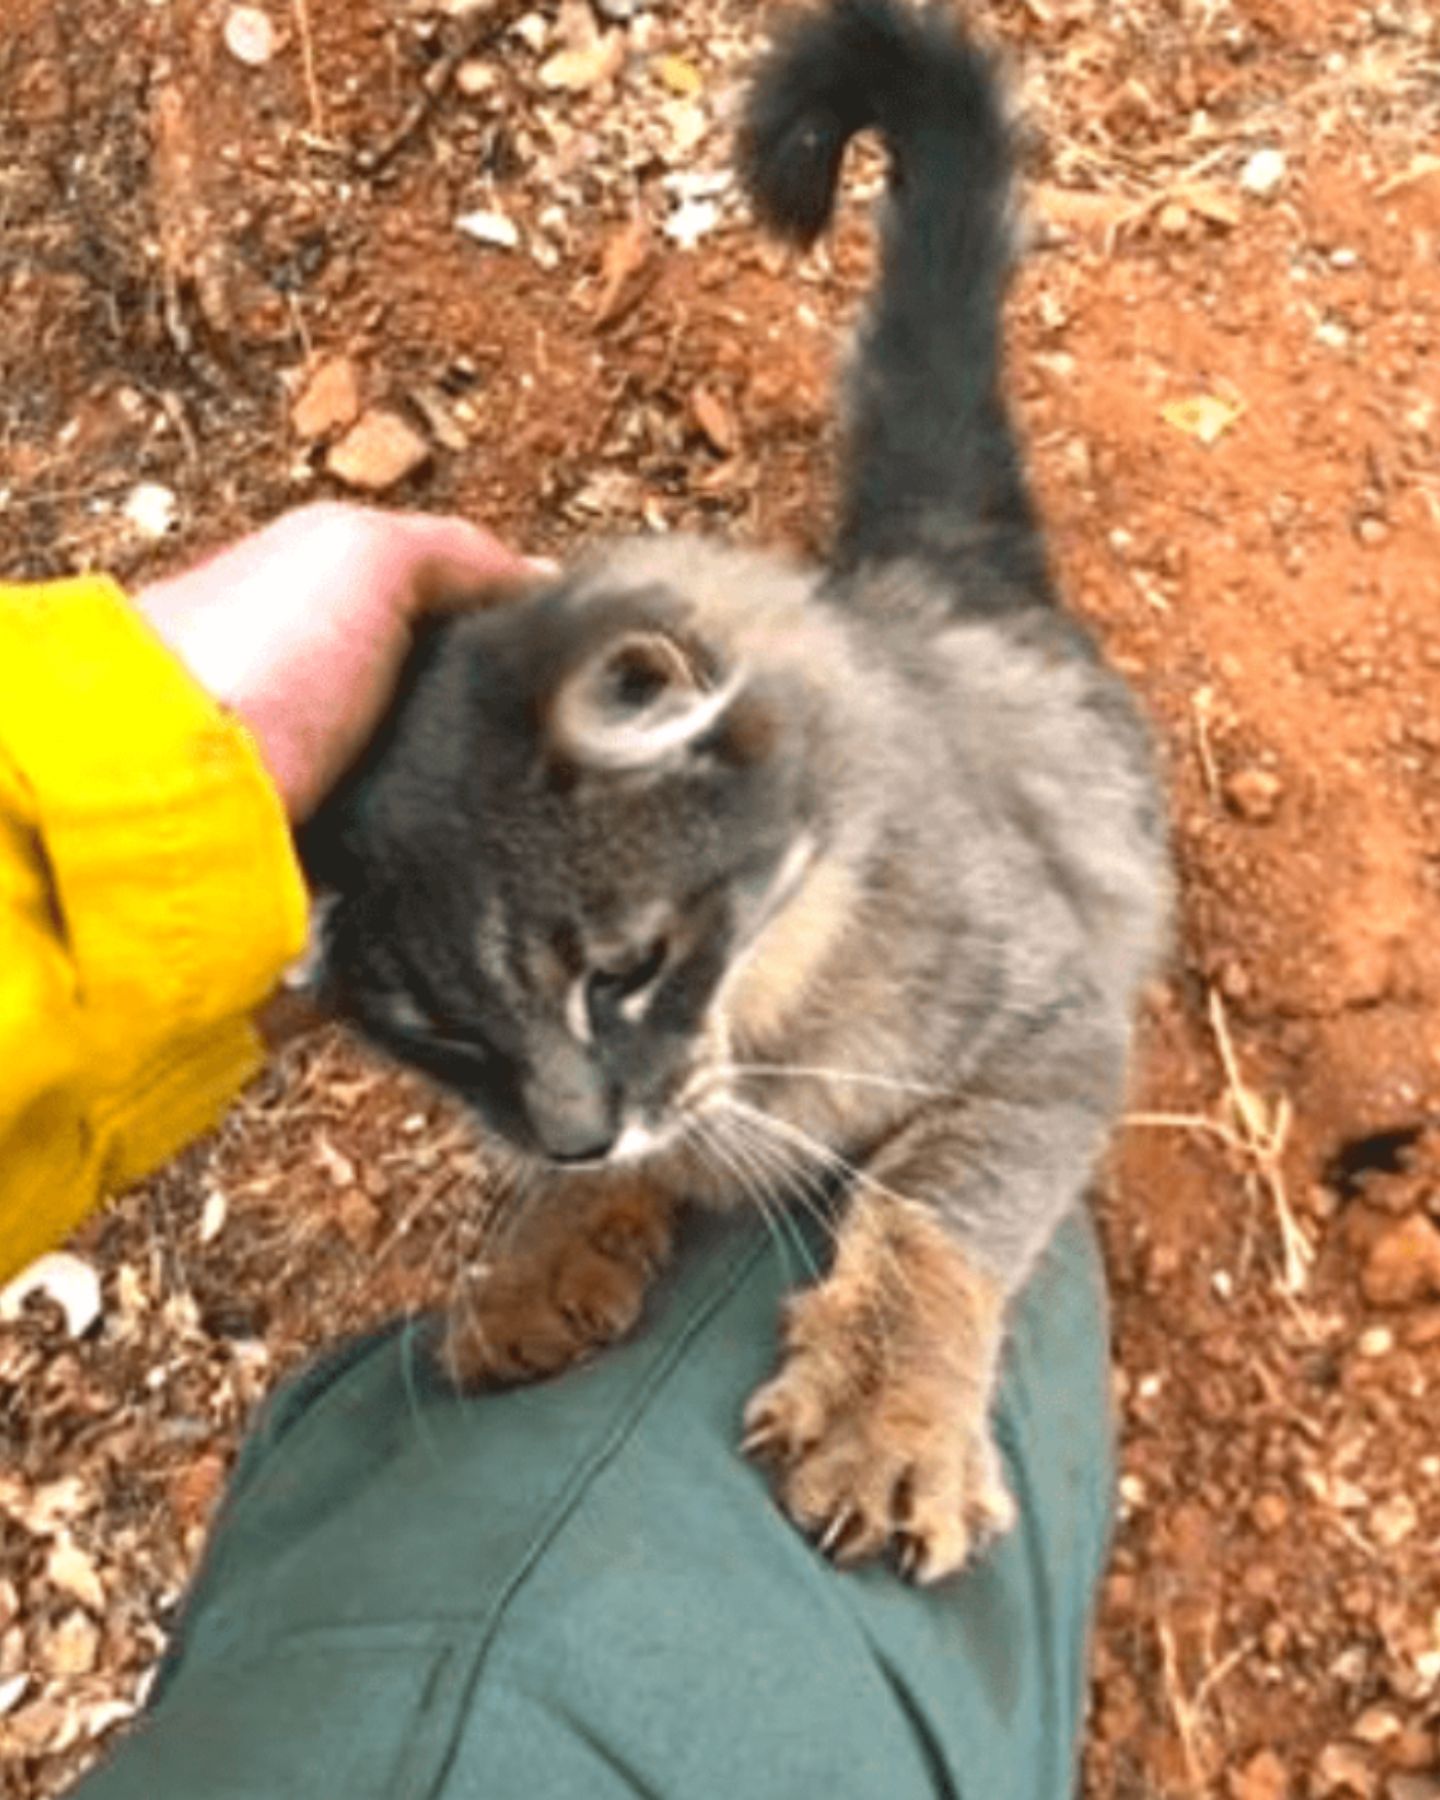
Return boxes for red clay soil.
[4,0,1440,1795]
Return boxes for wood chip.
[291,355,363,441]
[690,383,739,456]
[41,1610,101,1678]
[325,409,432,491]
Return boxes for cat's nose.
[522,1048,616,1164]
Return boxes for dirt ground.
[4,0,1440,1793]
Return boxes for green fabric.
[74,1209,1112,1799]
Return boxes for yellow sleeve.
[0,575,309,1281]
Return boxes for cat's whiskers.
[681,1114,817,1283]
[718,1098,920,1303]
[715,1106,842,1251]
[726,1062,961,1104]
[717,1101,910,1369]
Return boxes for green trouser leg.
[74,1208,1113,1800]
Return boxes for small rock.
[41,1610,100,1678]
[664,197,720,249]
[223,4,276,66]
[120,481,179,541]
[1358,1326,1395,1357]
[1362,1214,1440,1307]
[1371,1494,1418,1548]
[456,208,521,250]
[1233,1748,1289,1800]
[1159,200,1191,237]
[326,410,431,492]
[1358,517,1390,547]
[1240,147,1287,199]
[512,11,550,52]
[454,58,497,96]
[1225,766,1283,822]
[291,355,362,441]
[1250,1491,1290,1535]
[1351,1708,1402,1747]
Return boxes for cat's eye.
[586,937,668,1018]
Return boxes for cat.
[302,0,1169,1583]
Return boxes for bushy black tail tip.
[737,0,893,248]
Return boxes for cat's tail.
[739,0,1051,604]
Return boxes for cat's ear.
[549,629,743,772]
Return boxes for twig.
[290,0,326,137]
[1206,988,1312,1294]
[1122,990,1313,1294]
[353,3,501,177]
[1157,1616,1209,1796]
[1191,685,1221,805]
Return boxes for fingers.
[392,514,559,618]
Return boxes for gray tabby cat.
[304,0,1169,1581]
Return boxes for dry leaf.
[199,1188,229,1245]
[46,1537,106,1613]
[41,1610,101,1678]
[1174,181,1241,229]
[539,32,624,92]
[1161,394,1244,446]
[654,54,702,97]
[691,384,739,456]
[594,214,655,325]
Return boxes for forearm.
[0,576,308,1280]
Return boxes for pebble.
[1357,1325,1395,1357]
[1232,1749,1289,1800]
[1371,1494,1418,1548]
[1361,1214,1440,1307]
[456,208,521,250]
[120,481,179,540]
[325,409,431,492]
[1241,147,1287,199]
[1250,1491,1290,1535]
[222,4,276,66]
[1225,766,1284,823]
[454,58,498,97]
[1351,1708,1402,1746]
[291,355,362,441]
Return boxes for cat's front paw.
[442,1182,672,1389]
[743,1303,1015,1584]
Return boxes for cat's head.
[303,536,857,1168]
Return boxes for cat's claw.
[743,1355,1015,1585]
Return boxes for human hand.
[135,502,542,821]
